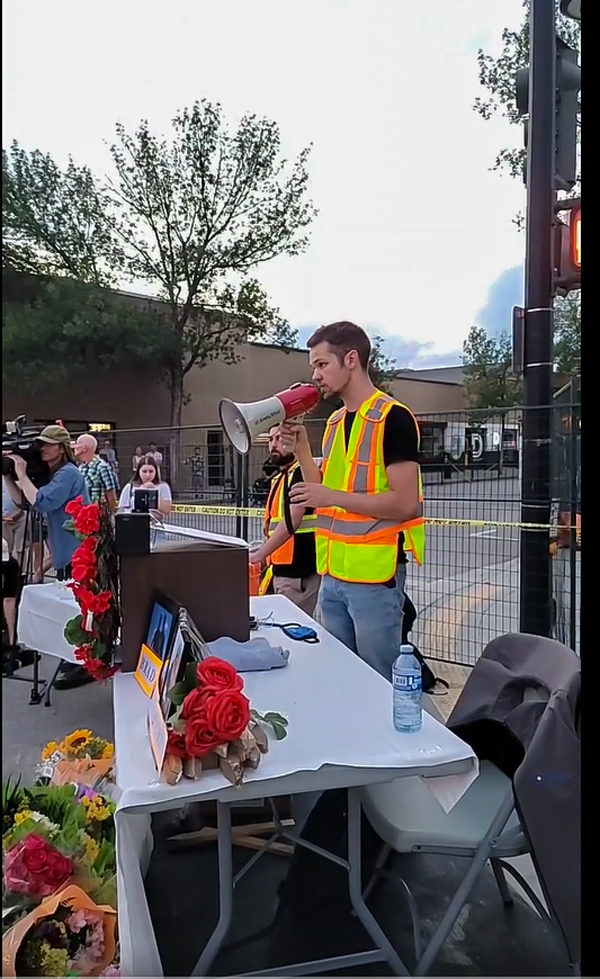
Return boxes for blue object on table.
[205,636,290,671]
[262,621,320,643]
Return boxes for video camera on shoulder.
[1,415,51,488]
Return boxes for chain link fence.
[107,401,580,667]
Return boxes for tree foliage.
[554,293,581,376]
[462,326,522,410]
[105,102,314,423]
[2,271,175,393]
[369,335,397,394]
[2,101,316,423]
[473,0,580,182]
[472,0,581,377]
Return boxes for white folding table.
[114,594,478,977]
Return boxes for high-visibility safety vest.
[258,462,317,595]
[315,390,425,584]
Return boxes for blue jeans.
[317,567,406,681]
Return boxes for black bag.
[402,593,448,695]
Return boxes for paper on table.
[420,763,479,813]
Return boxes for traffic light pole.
[519,0,555,637]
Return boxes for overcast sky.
[2,0,527,367]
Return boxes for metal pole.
[519,0,556,636]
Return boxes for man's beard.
[268,451,295,468]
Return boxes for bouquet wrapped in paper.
[164,657,288,787]
[2,780,117,926]
[36,731,115,790]
[2,884,116,977]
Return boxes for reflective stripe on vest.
[264,463,316,566]
[316,391,425,583]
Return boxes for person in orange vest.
[249,426,320,615]
[287,321,424,681]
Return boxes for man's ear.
[344,349,359,371]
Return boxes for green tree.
[3,102,315,422]
[473,0,581,373]
[106,101,315,425]
[473,0,580,183]
[554,292,581,375]
[462,325,522,409]
[369,335,396,393]
[2,270,175,393]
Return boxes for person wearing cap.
[3,425,89,578]
[4,425,92,689]
[74,434,118,512]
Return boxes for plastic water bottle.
[392,645,423,733]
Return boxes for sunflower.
[102,742,115,760]
[61,730,93,755]
[41,741,60,761]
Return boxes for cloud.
[296,324,462,369]
[475,265,524,337]
[2,0,527,362]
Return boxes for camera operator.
[4,425,93,689]
[4,425,89,580]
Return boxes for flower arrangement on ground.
[36,731,115,788]
[2,779,117,927]
[62,498,120,680]
[2,885,116,977]
[165,657,288,787]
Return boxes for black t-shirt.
[271,466,317,579]
[343,404,420,574]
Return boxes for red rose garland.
[63,496,119,680]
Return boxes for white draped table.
[114,595,478,977]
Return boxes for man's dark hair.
[307,321,371,370]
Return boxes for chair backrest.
[514,669,581,966]
[447,633,580,777]
[448,633,581,967]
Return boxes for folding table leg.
[347,787,411,978]
[191,801,234,977]
[44,659,64,707]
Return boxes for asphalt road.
[3,477,578,781]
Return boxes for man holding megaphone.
[249,426,320,614]
[285,321,425,682]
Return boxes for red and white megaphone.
[219,382,320,454]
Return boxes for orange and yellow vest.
[315,390,425,584]
[258,462,317,595]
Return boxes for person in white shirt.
[2,474,26,564]
[147,442,163,467]
[118,456,172,519]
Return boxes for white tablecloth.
[17,583,80,663]
[115,594,478,977]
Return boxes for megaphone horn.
[219,383,320,454]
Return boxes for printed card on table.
[147,684,169,774]
[135,643,163,697]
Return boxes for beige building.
[3,337,466,490]
[2,340,465,431]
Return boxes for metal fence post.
[235,453,243,540]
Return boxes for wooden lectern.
[119,537,250,672]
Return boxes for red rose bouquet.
[164,657,288,787]
[63,497,120,680]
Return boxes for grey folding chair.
[361,633,581,977]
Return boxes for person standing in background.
[3,474,26,564]
[148,442,163,467]
[74,434,119,512]
[132,445,144,473]
[249,426,319,615]
[101,440,119,485]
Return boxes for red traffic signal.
[571,207,581,269]
[554,201,581,291]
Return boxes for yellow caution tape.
[171,503,579,533]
